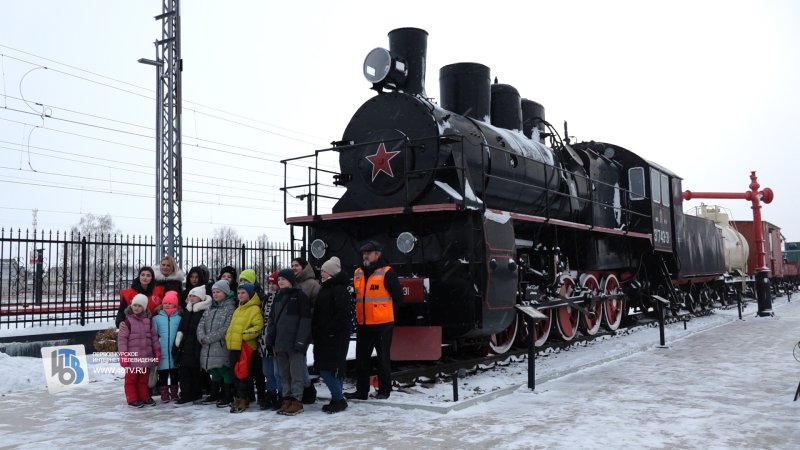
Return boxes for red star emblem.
[365,142,401,182]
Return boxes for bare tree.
[72,213,118,236]
[68,214,127,296]
[210,226,242,271]
[253,233,272,280]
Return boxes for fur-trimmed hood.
[155,268,185,282]
[186,297,212,313]
[124,306,153,319]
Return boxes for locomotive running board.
[286,204,652,242]
[501,210,653,240]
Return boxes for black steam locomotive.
[282,28,726,359]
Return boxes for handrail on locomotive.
[280,135,650,234]
[281,134,645,318]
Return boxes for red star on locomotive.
[365,142,400,181]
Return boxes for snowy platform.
[1,298,799,449]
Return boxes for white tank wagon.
[693,204,749,275]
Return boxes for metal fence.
[0,228,300,330]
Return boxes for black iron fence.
[0,228,299,330]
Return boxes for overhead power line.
[0,47,330,144]
[0,205,292,232]
[0,99,339,173]
[0,141,324,193]
[0,176,317,214]
[0,165,285,203]
[0,114,337,184]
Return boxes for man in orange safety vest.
[344,240,403,400]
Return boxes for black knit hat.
[277,268,296,286]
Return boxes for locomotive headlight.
[396,232,417,254]
[363,47,407,90]
[310,239,327,259]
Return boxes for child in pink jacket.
[118,294,161,407]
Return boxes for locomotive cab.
[648,164,674,253]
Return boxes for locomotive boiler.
[282,28,728,358]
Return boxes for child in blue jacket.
[152,290,183,402]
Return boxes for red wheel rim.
[533,309,552,346]
[580,274,602,336]
[555,276,579,341]
[489,313,517,354]
[602,275,623,331]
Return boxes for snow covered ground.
[1,298,799,449]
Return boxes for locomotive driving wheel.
[579,274,602,336]
[554,275,580,341]
[489,314,518,355]
[533,308,552,346]
[601,274,624,331]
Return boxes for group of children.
[116,256,351,416]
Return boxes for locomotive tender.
[282,28,730,358]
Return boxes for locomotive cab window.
[650,168,661,204]
[660,174,670,206]
[628,167,645,200]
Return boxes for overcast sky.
[1,0,798,244]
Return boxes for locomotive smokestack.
[388,28,428,96]
[491,84,523,132]
[521,99,546,142]
[439,63,491,121]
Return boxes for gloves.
[175,331,184,347]
[120,356,129,368]
[154,348,161,365]
[293,343,306,353]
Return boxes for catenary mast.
[139,0,182,264]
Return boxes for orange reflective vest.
[353,266,394,325]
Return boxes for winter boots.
[276,397,292,414]
[260,390,280,410]
[230,397,249,413]
[301,383,317,404]
[343,391,368,400]
[216,384,233,408]
[321,399,348,414]
[200,382,221,405]
[229,380,251,413]
[256,385,266,409]
[169,385,179,402]
[158,385,179,403]
[177,393,200,405]
[159,386,171,403]
[277,398,303,416]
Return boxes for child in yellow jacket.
[225,282,263,413]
